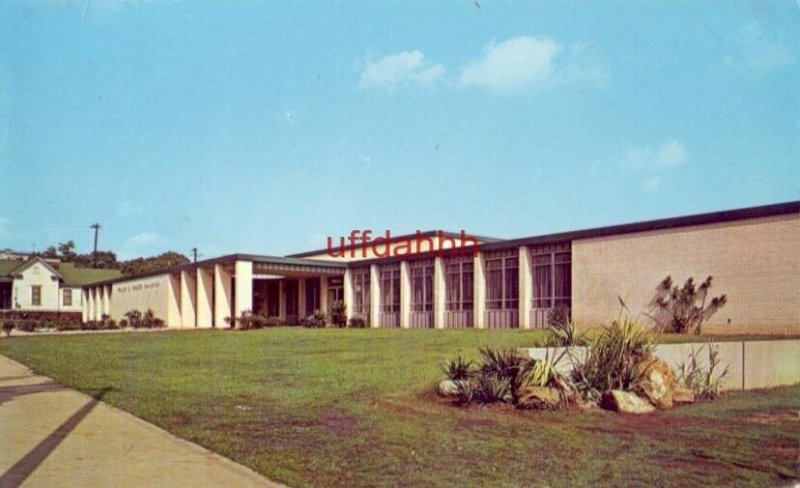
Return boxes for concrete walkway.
[0,355,284,487]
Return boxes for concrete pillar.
[81,289,89,322]
[343,269,354,322]
[473,252,486,329]
[278,280,286,321]
[234,260,253,321]
[97,286,106,320]
[89,287,97,321]
[214,264,232,328]
[104,285,112,317]
[196,267,213,328]
[433,257,446,329]
[399,261,411,329]
[320,276,329,314]
[167,273,181,328]
[369,265,381,328]
[519,246,533,330]
[180,270,197,328]
[298,278,307,320]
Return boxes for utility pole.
[192,248,198,263]
[90,223,101,266]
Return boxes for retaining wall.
[521,339,800,391]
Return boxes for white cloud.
[459,36,561,93]
[359,51,446,89]
[624,141,688,170]
[725,22,793,72]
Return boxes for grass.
[1,328,798,487]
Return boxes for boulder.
[517,386,561,410]
[636,357,678,409]
[437,379,463,397]
[673,387,696,404]
[600,390,656,414]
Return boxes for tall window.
[31,285,42,306]
[485,251,518,310]
[410,260,434,312]
[63,289,73,306]
[531,242,571,309]
[445,258,473,311]
[352,267,371,317]
[379,265,400,313]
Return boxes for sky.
[1,1,798,260]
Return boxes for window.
[485,251,518,310]
[63,289,73,306]
[445,258,473,311]
[379,265,400,313]
[531,242,571,309]
[410,260,434,312]
[31,285,42,306]
[351,267,371,317]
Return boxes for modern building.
[0,256,121,320]
[81,201,799,334]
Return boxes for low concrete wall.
[521,339,800,391]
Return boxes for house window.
[485,251,518,310]
[351,267,371,318]
[410,260,434,312]
[63,289,73,306]
[445,258,473,311]
[379,265,400,313]
[31,285,42,306]
[531,242,571,309]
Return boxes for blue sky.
[1,1,798,259]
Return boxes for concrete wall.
[572,213,799,334]
[109,274,172,324]
[523,339,800,391]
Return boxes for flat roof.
[82,200,799,287]
[287,229,502,258]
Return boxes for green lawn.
[1,328,798,487]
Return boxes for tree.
[57,240,77,259]
[647,275,727,334]
[120,251,190,276]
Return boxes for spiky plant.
[441,353,475,381]
[647,275,727,334]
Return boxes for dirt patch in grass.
[322,411,356,436]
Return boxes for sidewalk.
[0,355,284,487]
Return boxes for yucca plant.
[676,344,730,400]
[545,319,589,347]
[478,347,534,404]
[441,352,475,381]
[571,317,655,400]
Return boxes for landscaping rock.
[636,357,678,409]
[517,386,561,410]
[600,390,656,414]
[437,379,463,397]
[673,387,696,404]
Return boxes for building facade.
[81,202,800,334]
[0,256,121,320]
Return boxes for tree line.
[40,240,190,276]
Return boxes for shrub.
[236,310,256,330]
[16,319,37,332]
[441,353,475,381]
[119,319,129,328]
[265,316,283,327]
[571,318,654,401]
[303,310,326,328]
[348,316,367,328]
[142,309,164,328]
[1,320,12,338]
[329,301,347,328]
[124,310,143,329]
[545,319,588,347]
[647,275,727,334]
[676,344,729,400]
[56,318,81,331]
[546,304,571,328]
[478,347,534,404]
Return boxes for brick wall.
[572,213,799,334]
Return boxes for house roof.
[0,259,24,277]
[54,262,122,287]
